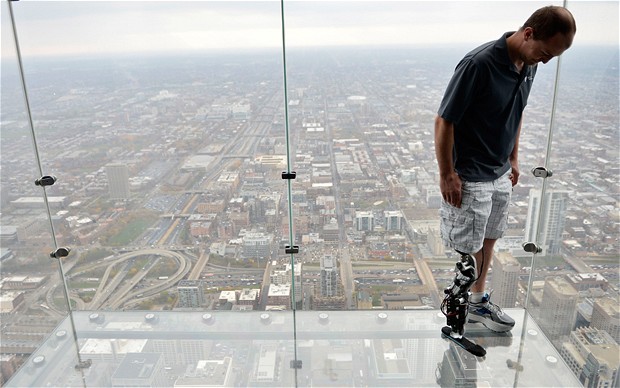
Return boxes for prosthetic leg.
[440,253,486,357]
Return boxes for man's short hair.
[522,6,577,41]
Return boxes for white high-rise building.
[106,163,130,200]
[524,189,569,255]
[541,277,578,339]
[490,251,520,308]
[320,255,339,297]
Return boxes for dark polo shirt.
[438,32,537,182]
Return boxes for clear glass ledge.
[7,309,580,387]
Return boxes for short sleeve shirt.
[438,32,537,181]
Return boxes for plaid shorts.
[439,170,512,254]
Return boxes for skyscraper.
[105,163,130,200]
[524,189,569,255]
[320,254,339,297]
[355,211,374,232]
[541,277,578,339]
[490,251,520,308]
[313,254,346,309]
[590,298,620,344]
[384,210,403,231]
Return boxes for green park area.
[105,213,158,246]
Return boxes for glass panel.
[1,2,73,384]
[5,310,580,387]
[7,0,296,383]
[281,0,563,315]
[528,2,619,387]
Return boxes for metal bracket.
[35,175,57,187]
[285,245,299,254]
[50,247,71,259]
[531,167,553,178]
[281,171,296,180]
[522,242,542,254]
[290,360,302,369]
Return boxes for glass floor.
[7,309,581,387]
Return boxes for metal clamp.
[285,245,299,254]
[35,175,57,187]
[281,171,296,180]
[50,247,71,259]
[522,242,542,254]
[531,167,553,178]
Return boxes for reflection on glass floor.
[7,309,581,387]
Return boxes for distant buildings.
[525,190,569,255]
[560,327,619,388]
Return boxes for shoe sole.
[468,315,514,332]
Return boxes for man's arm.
[435,115,462,207]
[509,117,522,186]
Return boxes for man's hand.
[510,161,520,186]
[440,171,462,208]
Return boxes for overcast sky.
[2,1,618,57]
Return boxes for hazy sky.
[2,1,618,57]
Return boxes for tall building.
[312,254,346,309]
[403,315,437,383]
[490,251,520,308]
[105,163,130,200]
[320,255,339,297]
[384,210,403,231]
[590,298,620,344]
[355,211,374,232]
[176,280,205,308]
[560,327,619,388]
[524,189,569,255]
[541,277,578,339]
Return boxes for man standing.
[435,6,576,333]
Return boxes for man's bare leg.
[471,238,497,293]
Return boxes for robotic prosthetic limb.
[440,253,486,357]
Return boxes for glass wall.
[526,3,619,387]
[1,1,618,387]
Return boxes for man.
[435,6,576,332]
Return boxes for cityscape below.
[1,44,618,387]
